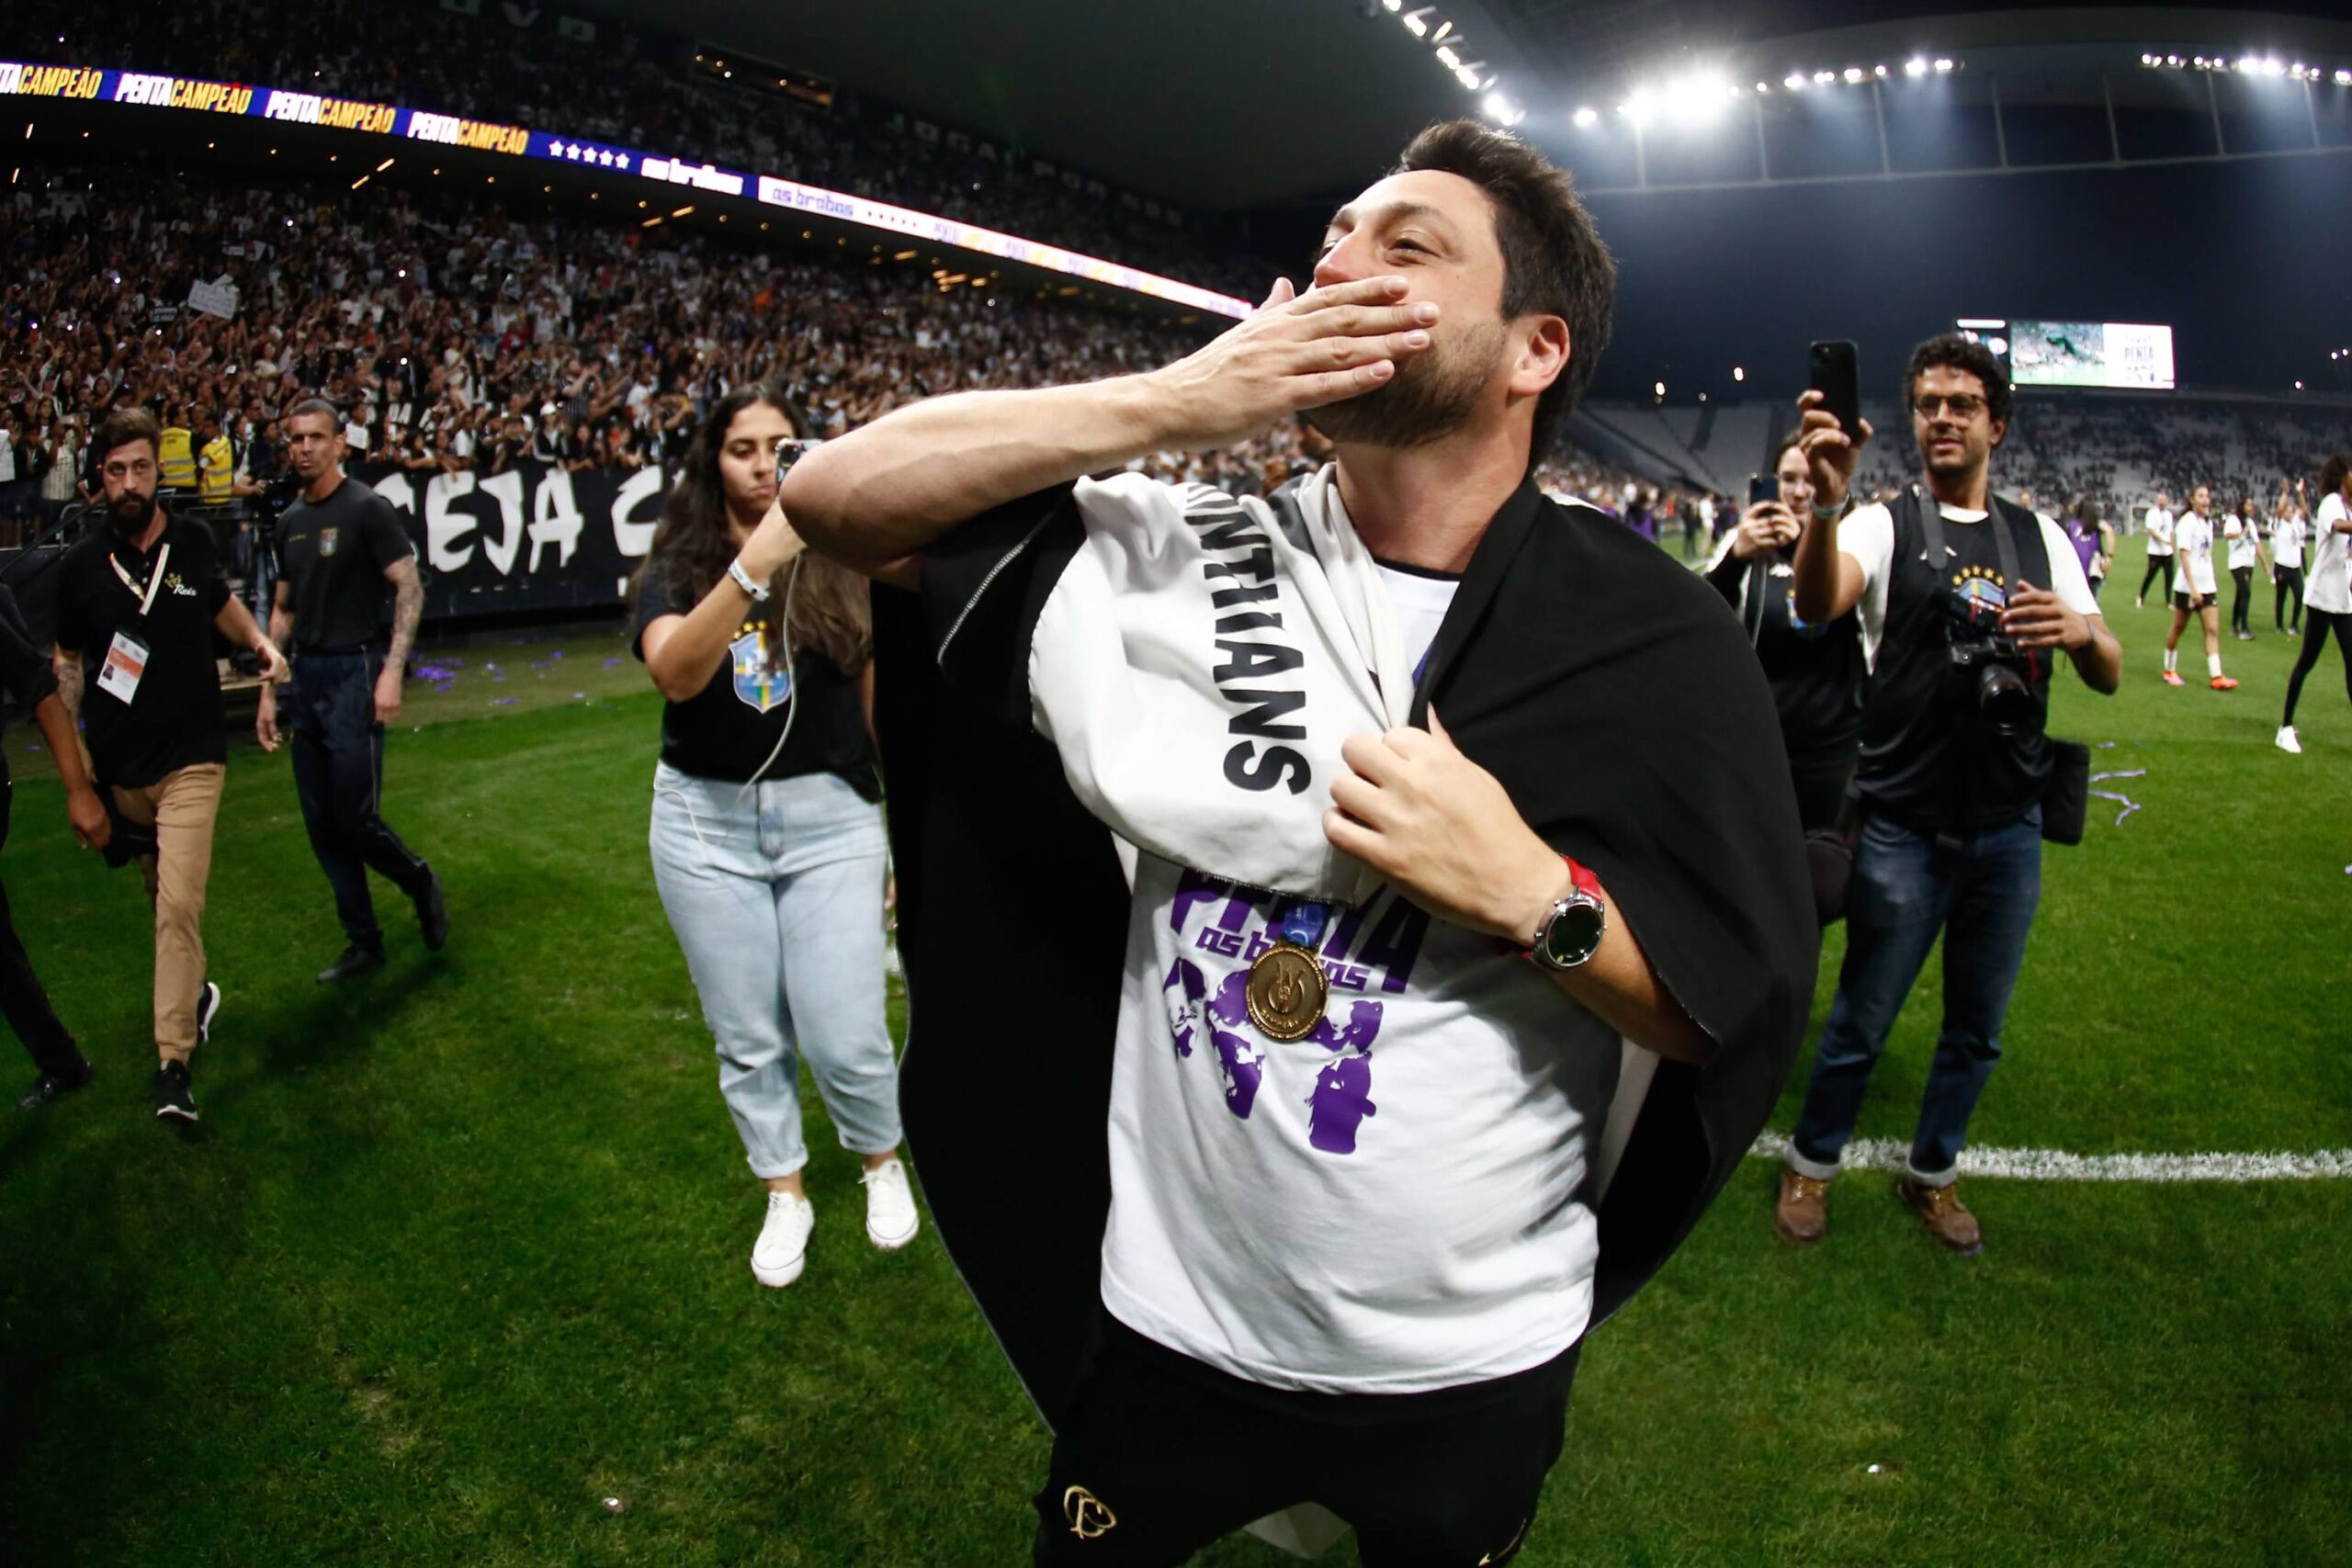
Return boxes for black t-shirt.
[628,551,878,794]
[1857,493,2056,836]
[277,476,415,652]
[53,512,231,788]
[0,581,60,790]
[1704,549,1866,767]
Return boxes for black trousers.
[2138,552,2175,602]
[284,649,433,947]
[2283,608,2352,728]
[2276,567,2304,631]
[1033,1313,1575,1567]
[2231,566,2255,634]
[0,779,83,1077]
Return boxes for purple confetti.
[550,649,565,660]
[27,743,40,752]
[571,692,586,700]
[602,656,622,668]
[2090,769,2145,784]
[492,697,516,706]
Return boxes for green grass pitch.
[3,540,2347,1564]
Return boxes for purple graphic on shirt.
[1161,957,1206,1059]
[1308,1055,1379,1154]
[1204,969,1266,1119]
[1305,999,1384,1154]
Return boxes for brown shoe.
[1774,1168,1831,1246]
[1895,1177,1983,1255]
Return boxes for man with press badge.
[51,408,288,1124]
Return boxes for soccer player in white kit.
[2136,490,2176,608]
[2162,484,2235,690]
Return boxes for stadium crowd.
[0,0,1268,295]
[0,160,1679,545]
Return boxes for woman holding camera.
[631,381,915,1288]
[1704,434,1868,849]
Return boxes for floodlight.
[1455,65,1484,90]
[1814,71,1836,85]
[1844,67,1864,84]
[1874,64,1888,78]
[1436,44,1460,67]
[1733,367,1746,382]
[1572,106,1600,128]
[1402,7,1431,38]
[1785,73,1807,90]
[2337,70,2352,85]
[1621,89,1655,128]
[1934,58,1955,72]
[1382,0,1400,11]
[1432,19,1456,44]
[1905,57,1928,77]
[1654,381,1667,398]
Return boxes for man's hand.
[252,636,289,684]
[1141,276,1437,453]
[1731,502,1799,560]
[256,689,281,752]
[374,661,403,725]
[66,784,110,852]
[1794,389,1874,513]
[1998,581,2088,650]
[1324,709,1563,944]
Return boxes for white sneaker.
[2276,725,2302,755]
[751,1190,814,1288]
[861,1157,921,1251]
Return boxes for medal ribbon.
[1277,900,1330,952]
[109,542,172,619]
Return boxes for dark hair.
[634,381,872,676]
[93,407,161,466]
[2324,452,2350,496]
[1903,333,2011,428]
[1393,119,1616,464]
[2075,496,2102,529]
[287,397,340,429]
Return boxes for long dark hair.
[2324,452,2351,498]
[634,380,872,675]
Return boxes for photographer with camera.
[1775,335,2120,1255]
[255,400,447,984]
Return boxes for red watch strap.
[1561,854,1601,905]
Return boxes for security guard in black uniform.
[256,399,448,981]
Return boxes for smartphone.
[1748,474,1781,507]
[773,437,821,472]
[1808,340,1861,439]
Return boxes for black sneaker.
[316,944,387,985]
[18,1059,95,1111]
[413,871,450,953]
[153,1059,198,1122]
[197,981,223,1045]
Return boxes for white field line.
[1748,1132,2352,1183]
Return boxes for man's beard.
[1306,320,1506,451]
[107,489,156,536]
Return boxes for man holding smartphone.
[1776,334,2120,1255]
[256,400,447,983]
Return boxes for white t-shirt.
[2144,506,2175,555]
[1099,569,1614,1394]
[2273,516,2306,571]
[2310,492,2352,615]
[2224,515,2258,572]
[1833,500,2101,668]
[2175,513,2218,597]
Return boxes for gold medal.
[1246,941,1329,1042]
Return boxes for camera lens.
[1977,661,2035,737]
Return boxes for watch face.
[1540,902,1606,968]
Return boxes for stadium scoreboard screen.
[1956,318,2176,391]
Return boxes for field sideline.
[3,539,2346,1565]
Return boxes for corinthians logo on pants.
[1062,1484,1117,1539]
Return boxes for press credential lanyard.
[110,541,172,620]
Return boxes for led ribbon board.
[0,60,1250,320]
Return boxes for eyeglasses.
[1913,393,1986,420]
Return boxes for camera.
[1946,631,2042,738]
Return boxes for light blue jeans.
[650,761,902,1179]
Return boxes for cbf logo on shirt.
[729,625,790,714]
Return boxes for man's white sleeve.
[1836,503,1895,668]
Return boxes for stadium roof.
[621,2,2352,209]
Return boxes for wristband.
[1811,498,1845,522]
[727,558,771,602]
